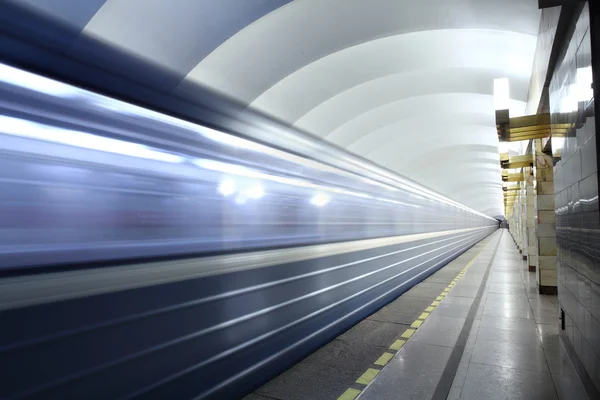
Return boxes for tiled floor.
[361,230,592,400]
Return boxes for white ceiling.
[14,0,541,217]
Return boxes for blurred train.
[0,63,497,399]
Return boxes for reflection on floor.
[361,230,590,400]
[247,230,592,400]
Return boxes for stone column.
[518,179,524,251]
[533,139,557,294]
[526,168,537,270]
[508,192,520,247]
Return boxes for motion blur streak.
[0,64,497,399]
[0,63,494,270]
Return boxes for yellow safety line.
[389,339,406,350]
[336,237,493,400]
[374,352,395,366]
[356,368,380,385]
[401,328,415,339]
[338,388,361,400]
[418,312,430,320]
[410,320,423,328]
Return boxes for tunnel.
[1,1,599,399]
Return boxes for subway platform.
[247,230,593,400]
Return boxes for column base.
[539,285,558,295]
[529,265,536,272]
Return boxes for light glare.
[218,179,236,196]
[310,193,330,207]
[0,116,183,163]
[246,185,264,199]
[493,78,510,110]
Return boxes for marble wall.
[552,2,600,389]
[527,6,561,114]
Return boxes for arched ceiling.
[11,0,541,217]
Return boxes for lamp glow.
[310,193,330,207]
[246,185,264,199]
[493,78,510,110]
[218,179,236,196]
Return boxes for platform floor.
[246,230,591,400]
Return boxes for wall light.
[575,66,593,102]
[0,63,77,97]
[218,179,236,196]
[494,78,510,110]
[310,193,330,207]
[246,185,264,199]
[0,116,184,163]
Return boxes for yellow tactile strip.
[336,241,490,400]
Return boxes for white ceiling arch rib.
[248,29,536,124]
[185,0,540,105]
[326,95,526,150]
[402,144,501,165]
[294,67,530,137]
[12,0,541,217]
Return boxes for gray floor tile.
[476,325,542,346]
[552,373,590,400]
[529,298,559,311]
[465,319,480,350]
[360,342,453,400]
[488,282,525,290]
[442,296,475,306]
[479,315,538,332]
[410,315,466,348]
[471,338,549,372]
[460,363,558,400]
[433,300,472,319]
[487,287,527,296]
[532,308,560,324]
[459,277,485,287]
[447,385,463,400]
[474,305,484,320]
[538,323,560,336]
[446,285,479,298]
[544,339,580,376]
[484,293,529,304]
[482,307,535,320]
[484,299,531,310]
[452,354,472,388]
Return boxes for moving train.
[0,63,497,399]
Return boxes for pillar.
[525,167,537,269]
[533,139,557,294]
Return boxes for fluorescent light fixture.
[218,179,236,196]
[0,116,184,163]
[575,67,593,102]
[310,193,330,207]
[560,86,578,113]
[493,78,510,110]
[246,185,264,199]
[0,63,77,97]
[235,195,248,205]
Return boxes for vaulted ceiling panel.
[9,0,542,217]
